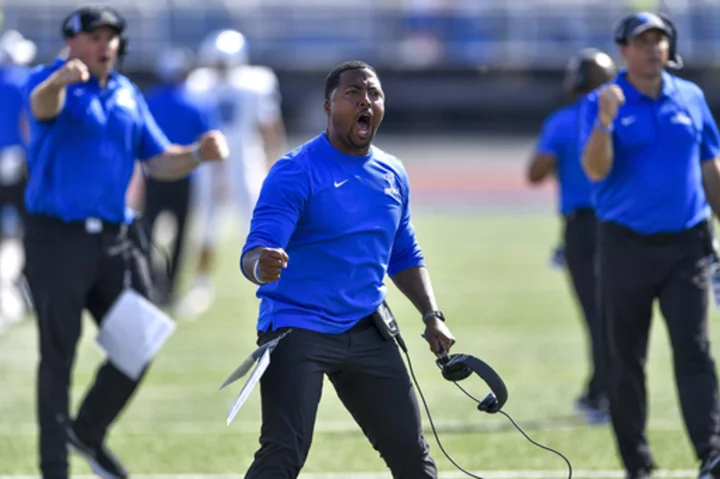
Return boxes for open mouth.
[354,111,373,140]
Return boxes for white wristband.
[252,258,267,284]
[191,143,204,166]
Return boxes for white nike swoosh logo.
[334,179,348,188]
[620,116,636,126]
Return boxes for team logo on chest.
[670,112,693,126]
[115,88,137,111]
[384,173,400,198]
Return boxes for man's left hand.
[423,318,456,357]
[198,130,229,161]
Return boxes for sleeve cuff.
[388,256,425,278]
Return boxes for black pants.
[245,318,437,479]
[143,177,191,305]
[598,220,720,472]
[23,214,152,479]
[563,209,605,402]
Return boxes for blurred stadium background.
[3,0,720,478]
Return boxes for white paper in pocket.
[96,289,176,380]
[226,347,271,426]
[221,329,292,426]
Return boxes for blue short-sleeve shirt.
[579,69,720,234]
[536,100,594,216]
[144,83,219,181]
[24,58,171,223]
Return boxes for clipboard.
[96,289,176,380]
[219,329,292,425]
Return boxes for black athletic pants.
[142,177,191,305]
[23,214,152,479]
[563,209,605,402]
[598,220,720,473]
[245,316,437,479]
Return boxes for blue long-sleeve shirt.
[241,133,424,334]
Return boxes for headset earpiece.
[437,353,473,382]
[657,12,682,69]
[436,353,509,413]
[106,7,128,58]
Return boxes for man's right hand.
[254,247,289,283]
[598,84,625,127]
[53,59,90,87]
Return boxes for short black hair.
[324,60,377,100]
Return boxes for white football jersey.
[186,65,282,219]
[186,64,281,167]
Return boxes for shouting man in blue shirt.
[239,60,455,478]
[528,48,616,424]
[23,6,228,479]
[581,12,720,479]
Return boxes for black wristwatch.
[422,310,445,324]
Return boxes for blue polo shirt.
[23,58,171,223]
[536,99,594,216]
[0,64,31,149]
[241,133,425,334]
[580,69,720,234]
[144,83,219,179]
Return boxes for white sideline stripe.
[0,417,687,436]
[0,471,701,479]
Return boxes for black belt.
[260,313,377,337]
[564,208,595,221]
[601,218,709,246]
[27,213,126,235]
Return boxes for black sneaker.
[700,453,720,479]
[574,394,610,425]
[66,427,128,479]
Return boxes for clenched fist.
[254,248,289,284]
[598,84,625,127]
[197,130,229,162]
[53,59,90,86]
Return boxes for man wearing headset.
[527,47,616,425]
[580,12,720,479]
[23,6,228,479]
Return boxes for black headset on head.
[60,5,129,62]
[612,11,682,70]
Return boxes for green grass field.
[1,213,717,478]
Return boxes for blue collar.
[615,68,676,102]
